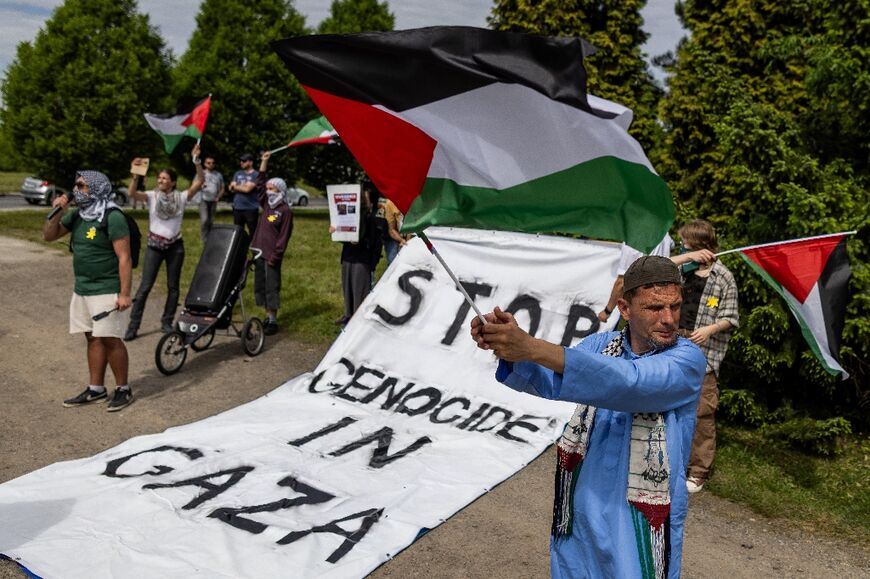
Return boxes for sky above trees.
[0,0,683,92]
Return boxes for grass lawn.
[0,207,867,546]
[712,425,869,546]
[0,207,353,346]
[0,172,30,192]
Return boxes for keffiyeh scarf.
[553,329,672,579]
[155,189,184,220]
[266,177,289,209]
[74,170,117,222]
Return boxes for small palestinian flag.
[288,116,339,147]
[736,232,853,378]
[272,27,673,253]
[144,95,212,154]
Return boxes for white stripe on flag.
[143,113,188,135]
[781,283,848,377]
[379,82,655,190]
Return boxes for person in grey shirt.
[198,155,225,242]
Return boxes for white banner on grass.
[0,228,620,579]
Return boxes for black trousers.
[233,208,259,239]
[254,258,282,312]
[128,241,185,330]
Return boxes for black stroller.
[155,224,265,375]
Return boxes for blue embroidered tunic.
[497,331,705,578]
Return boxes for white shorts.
[69,293,131,338]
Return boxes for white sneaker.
[686,477,705,493]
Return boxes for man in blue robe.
[471,256,706,578]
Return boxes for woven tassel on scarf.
[630,504,671,579]
[551,446,583,536]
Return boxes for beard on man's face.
[645,333,678,351]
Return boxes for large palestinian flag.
[144,95,212,154]
[736,232,853,378]
[272,27,673,253]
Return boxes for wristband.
[604,307,612,315]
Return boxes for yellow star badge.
[706,296,720,308]
[267,214,278,223]
[86,226,97,240]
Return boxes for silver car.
[20,177,68,206]
[20,176,128,206]
[287,186,309,207]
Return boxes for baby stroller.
[155,224,265,375]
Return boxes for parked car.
[287,186,309,206]
[20,177,128,206]
[113,186,129,206]
[20,177,68,206]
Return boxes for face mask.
[267,190,284,208]
[73,188,94,208]
[679,244,700,273]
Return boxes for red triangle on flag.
[741,235,847,303]
[182,96,211,134]
[302,84,436,214]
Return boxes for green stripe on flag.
[402,156,673,254]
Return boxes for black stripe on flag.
[818,238,851,362]
[272,26,613,116]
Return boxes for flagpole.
[266,143,292,155]
[417,231,488,325]
[715,231,858,257]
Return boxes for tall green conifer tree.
[294,0,396,189]
[172,0,310,182]
[0,0,172,184]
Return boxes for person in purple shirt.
[249,151,293,336]
[471,256,705,578]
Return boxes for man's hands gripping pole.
[470,307,565,373]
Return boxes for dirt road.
[0,235,866,578]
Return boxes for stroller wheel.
[241,317,265,357]
[191,328,216,352]
[155,331,188,375]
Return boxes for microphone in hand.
[46,191,71,221]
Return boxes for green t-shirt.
[61,209,130,296]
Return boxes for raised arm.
[186,143,206,201]
[129,158,148,202]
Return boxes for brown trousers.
[688,372,719,481]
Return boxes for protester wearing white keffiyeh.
[124,144,205,341]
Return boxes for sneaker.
[63,387,107,407]
[686,477,705,493]
[264,320,278,336]
[161,321,174,333]
[124,328,138,341]
[107,388,134,412]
